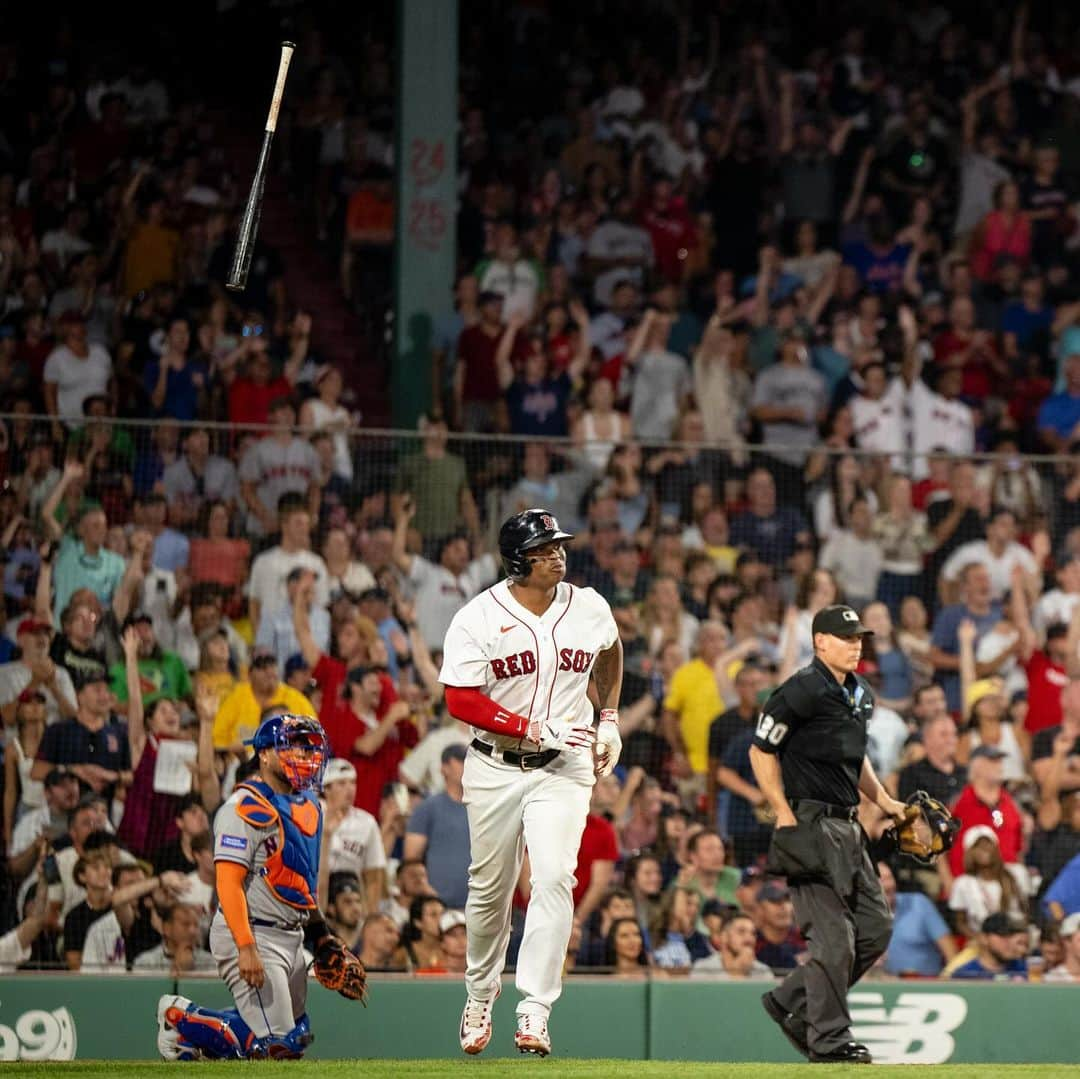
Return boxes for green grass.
[14,1064,1080,1079]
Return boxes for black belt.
[471,738,560,771]
[792,799,859,822]
[251,917,303,931]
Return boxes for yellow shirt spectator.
[664,657,723,775]
[213,680,315,751]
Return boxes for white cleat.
[514,1013,551,1057]
[459,984,501,1055]
[157,994,199,1061]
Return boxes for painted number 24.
[756,713,789,745]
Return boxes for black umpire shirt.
[752,655,874,807]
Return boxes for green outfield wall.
[0,975,1075,1063]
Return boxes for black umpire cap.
[499,509,574,581]
[811,604,874,638]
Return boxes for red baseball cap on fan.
[16,618,52,636]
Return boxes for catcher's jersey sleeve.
[213,793,264,869]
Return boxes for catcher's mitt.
[894,789,960,866]
[312,934,368,1004]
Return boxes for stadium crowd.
[3,0,1080,986]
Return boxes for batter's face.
[814,632,864,673]
[522,540,566,588]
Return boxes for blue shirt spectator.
[1044,852,1080,920]
[931,594,1003,714]
[52,519,126,620]
[1036,355,1080,450]
[885,891,952,976]
[404,746,471,909]
[256,601,330,670]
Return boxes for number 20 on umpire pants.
[462,747,592,1017]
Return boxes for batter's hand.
[594,718,622,777]
[525,718,595,753]
[237,943,265,989]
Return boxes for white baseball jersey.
[439,579,618,747]
[324,806,387,877]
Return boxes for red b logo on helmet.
[541,514,555,531]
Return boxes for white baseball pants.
[462,746,593,1018]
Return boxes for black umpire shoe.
[761,992,809,1059]
[809,1041,873,1064]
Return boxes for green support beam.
[392,0,458,428]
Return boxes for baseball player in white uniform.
[440,509,623,1056]
[155,713,336,1060]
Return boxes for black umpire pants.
[767,801,892,1054]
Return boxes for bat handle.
[266,41,296,134]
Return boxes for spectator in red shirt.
[319,665,417,816]
[1019,622,1070,735]
[949,746,1024,876]
[932,296,1008,402]
[638,177,697,283]
[572,777,620,927]
[294,606,397,723]
[225,313,310,427]
[453,290,518,432]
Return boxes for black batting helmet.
[499,509,574,581]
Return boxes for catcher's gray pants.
[209,917,308,1038]
[768,805,892,1054]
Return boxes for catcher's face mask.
[272,715,330,792]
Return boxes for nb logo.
[849,992,967,1064]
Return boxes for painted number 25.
[755,713,789,745]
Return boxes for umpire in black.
[750,604,908,1065]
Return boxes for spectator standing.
[394,414,479,542]
[32,667,130,806]
[896,712,967,807]
[144,318,207,422]
[404,744,471,911]
[949,746,1025,877]
[108,613,191,711]
[210,648,313,753]
[749,331,827,478]
[729,468,812,568]
[42,312,111,427]
[930,565,1004,715]
[625,310,690,443]
[391,495,496,652]
[245,494,329,628]
[255,567,330,670]
[44,470,125,619]
[162,429,239,531]
[319,759,387,916]
[453,292,513,433]
[238,397,321,539]
[298,365,354,482]
[320,665,418,817]
[0,618,76,723]
[475,220,542,322]
[818,497,884,611]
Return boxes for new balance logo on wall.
[849,992,967,1064]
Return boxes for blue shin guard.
[250,1013,314,1059]
[169,1002,256,1060]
